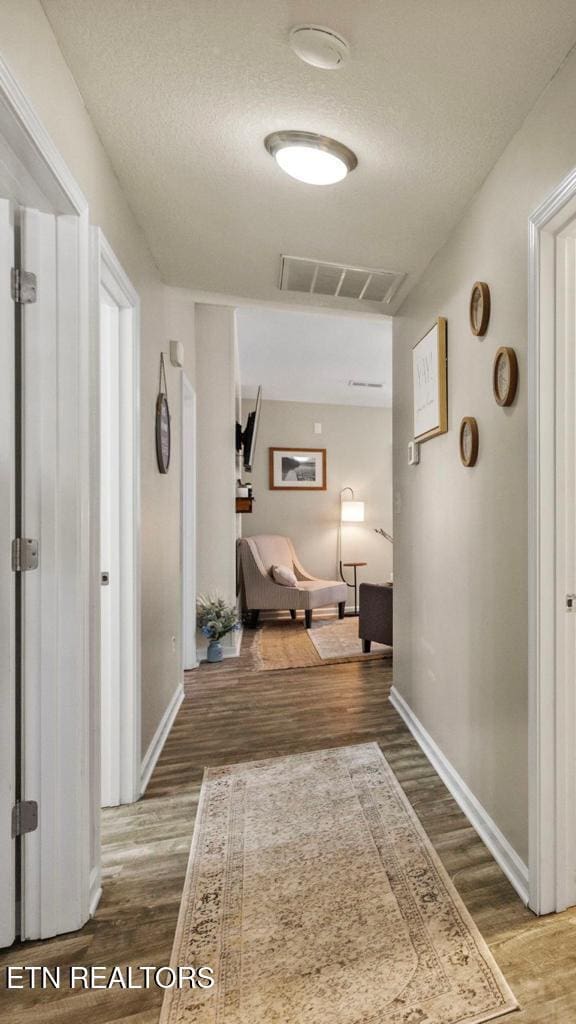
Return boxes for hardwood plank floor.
[1,628,574,1022]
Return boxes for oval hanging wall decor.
[469,281,491,337]
[493,346,518,407]
[459,416,479,467]
[156,352,171,474]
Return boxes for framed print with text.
[412,318,448,442]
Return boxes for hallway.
[2,633,571,1022]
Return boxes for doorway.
[182,375,197,671]
[529,167,576,915]
[94,230,141,808]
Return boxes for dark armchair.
[359,583,393,652]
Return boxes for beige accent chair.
[238,535,347,628]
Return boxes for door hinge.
[12,537,39,572]
[11,800,38,838]
[567,594,576,610]
[11,267,37,304]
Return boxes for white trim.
[0,199,16,948]
[0,52,92,939]
[0,56,87,215]
[390,686,529,906]
[92,228,142,807]
[528,166,576,914]
[140,685,185,796]
[88,866,102,919]
[181,376,198,671]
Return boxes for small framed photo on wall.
[412,317,448,442]
[269,447,327,490]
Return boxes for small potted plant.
[196,594,240,663]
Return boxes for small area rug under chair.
[161,743,518,1024]
[255,613,392,671]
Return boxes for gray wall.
[243,399,393,587]
[394,40,576,865]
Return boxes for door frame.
[0,200,15,947]
[0,55,93,937]
[529,165,576,915]
[181,374,198,672]
[92,228,141,808]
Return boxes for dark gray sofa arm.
[359,583,393,650]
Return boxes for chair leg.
[338,601,345,619]
[305,609,313,629]
[249,609,260,628]
[290,609,297,620]
[362,639,371,653]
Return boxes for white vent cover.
[279,255,405,305]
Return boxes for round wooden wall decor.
[493,346,518,407]
[469,281,491,336]
[459,416,479,467]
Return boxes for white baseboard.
[389,685,529,905]
[140,683,184,795]
[89,866,102,918]
[196,625,243,662]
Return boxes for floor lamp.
[338,487,365,615]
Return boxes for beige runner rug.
[161,743,518,1024]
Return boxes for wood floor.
[2,627,576,1022]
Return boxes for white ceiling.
[237,307,392,407]
[43,1,576,314]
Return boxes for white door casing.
[0,55,93,941]
[0,198,16,948]
[182,376,197,671]
[92,228,141,811]
[529,169,576,915]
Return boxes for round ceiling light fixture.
[289,25,350,70]
[264,131,358,186]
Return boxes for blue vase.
[207,639,223,663]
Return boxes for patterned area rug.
[255,615,390,671]
[161,744,518,1024]
[308,615,392,661]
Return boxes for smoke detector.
[289,26,350,70]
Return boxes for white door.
[0,198,16,947]
[182,377,197,671]
[19,207,89,939]
[100,297,122,807]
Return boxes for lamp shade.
[341,500,365,523]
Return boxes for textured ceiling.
[43,0,576,313]
[237,307,392,406]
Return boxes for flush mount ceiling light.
[289,25,350,70]
[264,131,357,186]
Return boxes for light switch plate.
[314,422,322,434]
[408,440,420,465]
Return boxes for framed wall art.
[412,318,448,442]
[269,447,327,490]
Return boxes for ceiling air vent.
[279,255,405,305]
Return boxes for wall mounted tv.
[237,386,262,472]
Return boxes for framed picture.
[412,318,448,442]
[269,447,327,490]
